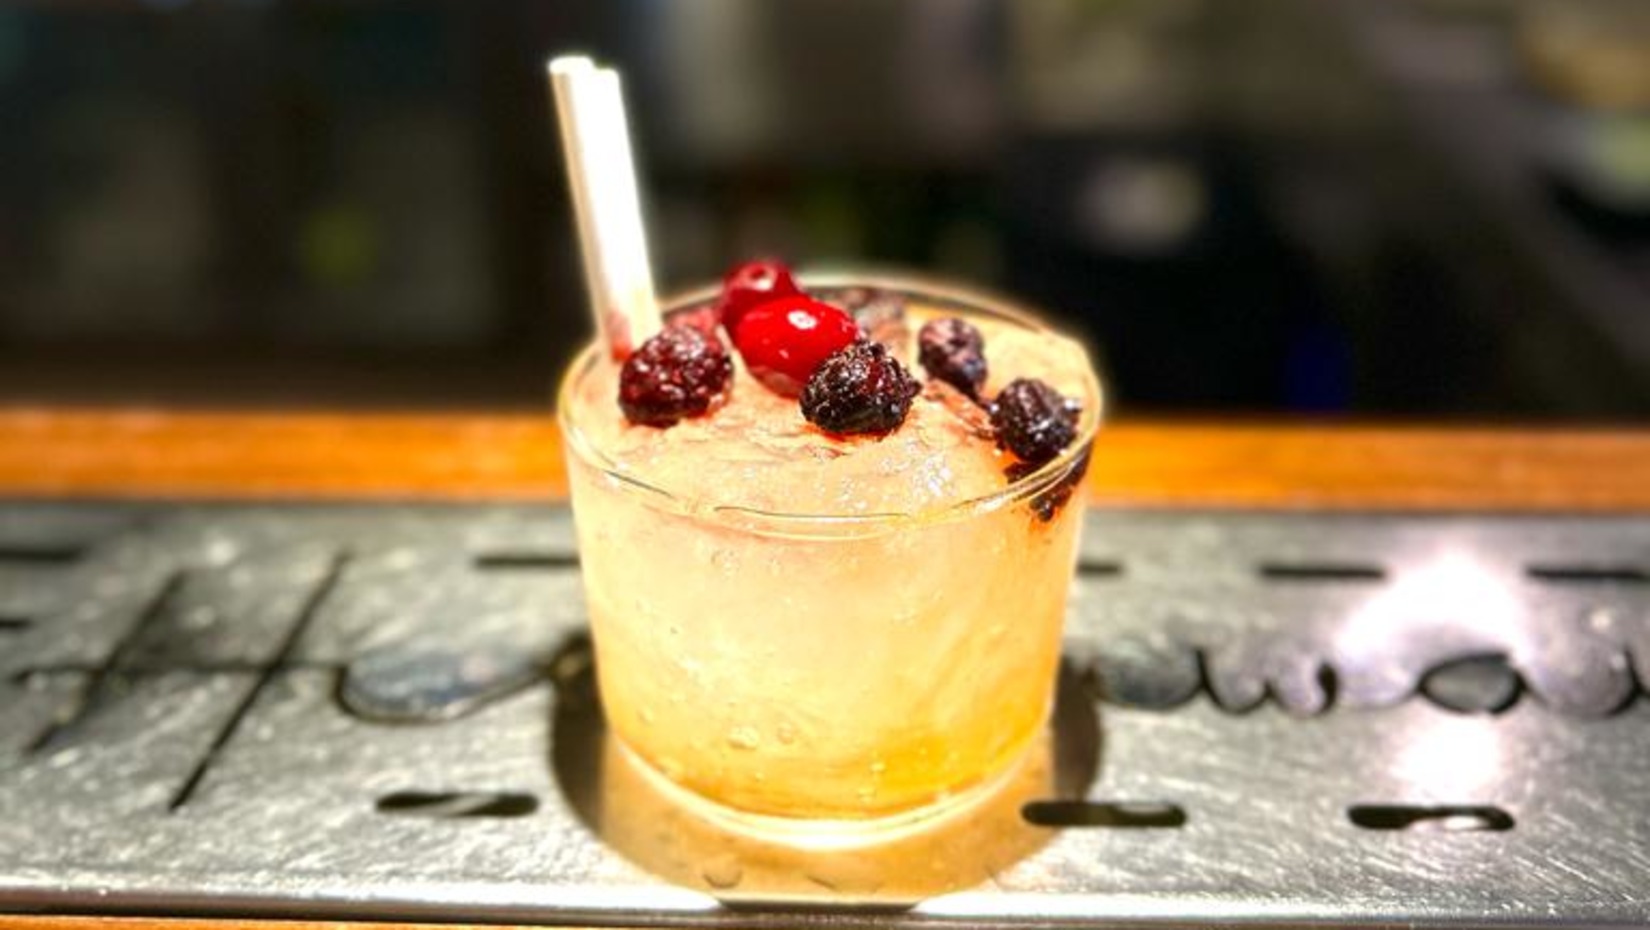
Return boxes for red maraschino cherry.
[715,259,802,333]
[732,295,860,397]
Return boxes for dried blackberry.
[917,317,988,399]
[800,340,920,436]
[990,378,1078,465]
[1006,447,1091,522]
[618,326,733,427]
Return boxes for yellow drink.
[558,273,1101,839]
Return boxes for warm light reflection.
[550,655,1101,905]
[1334,552,1529,673]
[588,724,1062,901]
[1330,552,1518,796]
[1390,713,1505,798]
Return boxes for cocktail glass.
[557,271,1102,843]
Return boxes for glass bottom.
[612,734,1037,851]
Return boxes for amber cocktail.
[558,271,1101,841]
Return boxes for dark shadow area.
[0,1,1645,417]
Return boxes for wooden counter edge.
[0,408,1645,510]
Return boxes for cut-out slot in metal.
[0,545,84,565]
[1347,804,1514,833]
[1525,565,1648,585]
[1079,561,1124,578]
[472,552,579,571]
[1421,653,1521,715]
[0,617,31,632]
[376,791,539,819]
[1022,800,1187,829]
[1258,563,1387,583]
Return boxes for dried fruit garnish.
[1006,446,1092,522]
[800,341,921,437]
[917,316,988,400]
[990,377,1078,465]
[618,326,733,427]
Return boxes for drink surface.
[559,278,1099,828]
[564,296,1096,519]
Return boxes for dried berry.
[990,378,1078,465]
[715,259,801,333]
[731,295,861,397]
[1006,446,1092,522]
[917,317,988,399]
[800,341,921,437]
[617,326,733,427]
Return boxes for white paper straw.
[548,55,661,357]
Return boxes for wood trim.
[0,408,1645,510]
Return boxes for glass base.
[612,737,1034,851]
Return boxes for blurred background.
[0,0,1646,418]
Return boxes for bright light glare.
[1335,553,1527,663]
[1391,714,1505,798]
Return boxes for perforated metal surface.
[2,503,1649,926]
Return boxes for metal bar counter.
[1,410,1648,930]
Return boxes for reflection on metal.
[340,644,544,724]
[548,649,1100,900]
[1389,713,1505,797]
[0,503,1648,925]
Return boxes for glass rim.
[556,268,1105,537]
